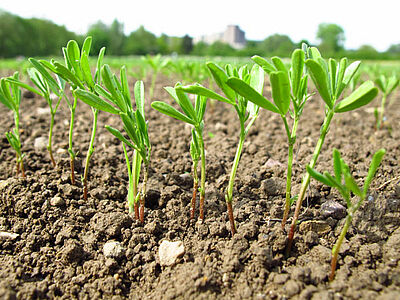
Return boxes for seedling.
[152,84,207,219]
[307,148,385,281]
[7,58,65,167]
[0,72,25,177]
[41,37,105,199]
[75,65,151,223]
[227,46,310,228]
[178,62,264,235]
[143,54,170,99]
[286,47,379,255]
[374,74,399,130]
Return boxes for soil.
[0,73,400,299]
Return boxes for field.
[0,53,400,299]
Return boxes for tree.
[87,21,111,55]
[109,19,125,56]
[260,34,295,56]
[181,35,193,54]
[123,26,158,55]
[317,23,345,53]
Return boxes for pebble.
[50,196,65,207]
[158,240,185,266]
[320,200,346,219]
[299,220,331,235]
[0,231,19,240]
[103,241,125,259]
[36,107,51,115]
[34,137,48,150]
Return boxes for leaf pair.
[304,47,378,113]
[375,74,399,96]
[307,148,386,205]
[151,83,207,127]
[0,72,21,112]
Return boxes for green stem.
[330,213,353,281]
[132,150,141,220]
[225,127,245,236]
[48,112,56,167]
[282,116,299,228]
[286,109,335,255]
[83,108,98,200]
[196,130,206,221]
[191,160,199,219]
[68,95,78,184]
[378,94,387,130]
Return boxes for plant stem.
[48,112,56,167]
[197,131,206,221]
[68,95,78,184]
[139,161,149,224]
[191,161,199,219]
[225,130,245,236]
[286,109,335,255]
[83,108,98,200]
[378,94,387,130]
[19,158,25,178]
[281,116,299,228]
[330,213,352,281]
[132,150,141,220]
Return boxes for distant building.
[194,25,246,49]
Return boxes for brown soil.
[0,74,400,299]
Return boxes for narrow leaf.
[305,59,332,108]
[334,81,378,113]
[363,149,386,195]
[291,49,305,97]
[206,62,236,102]
[151,101,196,125]
[75,89,119,114]
[178,84,233,105]
[270,71,291,115]
[251,55,276,74]
[134,80,145,116]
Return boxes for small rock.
[320,200,346,219]
[50,196,65,207]
[264,158,284,169]
[103,241,125,259]
[36,107,51,115]
[159,240,185,266]
[23,90,35,98]
[283,279,301,297]
[34,137,48,150]
[215,122,227,133]
[0,231,19,240]
[299,220,331,235]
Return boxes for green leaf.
[270,71,291,115]
[271,57,287,73]
[305,59,332,108]
[175,87,197,122]
[80,51,94,89]
[363,149,386,195]
[75,89,120,114]
[387,76,399,95]
[120,66,132,109]
[342,61,361,87]
[206,62,236,102]
[151,101,196,125]
[101,65,126,112]
[178,84,233,105]
[306,165,335,187]
[335,58,348,98]
[6,77,44,98]
[53,62,85,89]
[290,49,305,98]
[344,173,362,198]
[226,77,280,114]
[328,58,338,96]
[195,94,207,122]
[249,64,264,94]
[251,55,276,74]
[0,79,14,110]
[332,148,342,183]
[334,81,378,113]
[82,36,92,57]
[94,47,106,84]
[105,125,139,152]
[134,80,145,117]
[308,47,322,60]
[29,58,61,94]
[66,40,83,81]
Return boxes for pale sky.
[1,0,399,52]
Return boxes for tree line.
[1,10,400,59]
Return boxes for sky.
[1,0,399,52]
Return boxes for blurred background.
[1,0,399,60]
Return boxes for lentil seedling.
[0,72,25,177]
[179,62,264,235]
[7,58,65,167]
[286,47,379,255]
[152,84,207,219]
[227,46,311,228]
[42,37,105,198]
[75,65,151,223]
[143,54,170,100]
[307,148,385,281]
[374,74,399,130]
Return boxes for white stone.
[36,107,51,115]
[0,231,19,240]
[50,196,65,207]
[34,137,48,150]
[103,241,125,258]
[159,240,185,266]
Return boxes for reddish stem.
[227,201,236,236]
[70,158,75,185]
[191,181,198,219]
[329,252,338,281]
[139,196,144,224]
[134,202,139,220]
[199,193,204,221]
